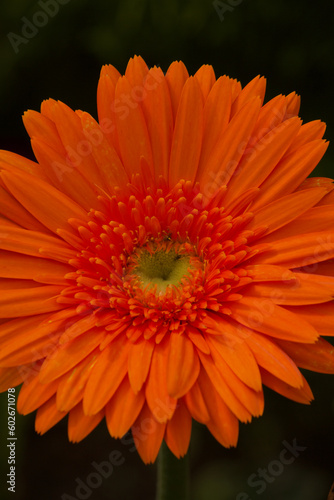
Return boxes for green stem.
[156,442,190,500]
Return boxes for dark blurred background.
[0,0,334,499]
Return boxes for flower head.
[0,56,334,463]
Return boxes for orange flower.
[0,56,334,463]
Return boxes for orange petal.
[0,218,19,228]
[277,338,334,374]
[300,260,334,277]
[97,64,121,155]
[30,137,102,211]
[125,55,149,86]
[214,352,264,418]
[141,67,173,180]
[197,368,239,447]
[230,78,242,102]
[224,117,301,204]
[247,187,328,236]
[1,169,87,235]
[166,333,200,398]
[246,273,334,306]
[0,250,72,285]
[187,326,211,354]
[132,403,166,464]
[229,296,319,342]
[206,333,262,391]
[0,184,47,232]
[183,381,210,423]
[285,92,301,117]
[203,326,264,416]
[251,230,334,268]
[56,349,99,412]
[260,368,313,404]
[23,109,63,151]
[39,328,105,384]
[0,224,76,262]
[194,64,216,100]
[250,94,287,144]
[317,189,334,206]
[0,365,27,391]
[145,340,177,423]
[68,402,103,442]
[58,311,102,344]
[128,339,154,393]
[244,331,303,387]
[259,205,334,243]
[165,401,192,458]
[17,371,62,415]
[169,77,204,186]
[197,76,233,179]
[165,61,189,121]
[198,350,252,422]
[251,139,328,210]
[83,336,131,415]
[0,149,47,180]
[284,302,334,336]
[231,75,266,116]
[286,119,326,153]
[105,375,145,438]
[114,76,153,178]
[243,264,294,282]
[47,101,106,188]
[0,284,64,318]
[0,310,74,367]
[80,112,129,192]
[35,394,67,434]
[198,96,261,194]
[296,176,334,192]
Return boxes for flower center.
[59,180,263,341]
[134,248,191,293]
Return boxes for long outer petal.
[229,296,319,342]
[197,368,239,447]
[145,340,177,423]
[68,402,104,442]
[165,401,192,458]
[169,77,204,187]
[1,169,87,235]
[35,394,67,434]
[105,376,145,438]
[260,368,313,404]
[277,338,334,374]
[166,333,200,398]
[244,331,304,387]
[83,336,131,415]
[132,403,166,464]
[128,339,154,394]
[114,76,153,178]
[165,61,189,121]
[39,328,105,384]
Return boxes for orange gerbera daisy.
[1,56,334,464]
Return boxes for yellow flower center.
[135,249,191,293]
